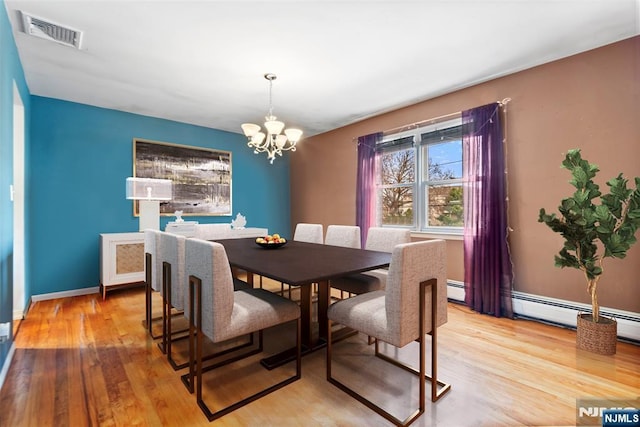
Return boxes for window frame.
[376,117,463,235]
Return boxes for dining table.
[215,237,392,369]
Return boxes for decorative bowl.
[255,240,287,249]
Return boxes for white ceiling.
[4,1,639,137]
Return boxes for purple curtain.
[356,132,382,248]
[462,103,513,318]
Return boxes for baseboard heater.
[446,280,640,343]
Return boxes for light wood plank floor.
[1,283,638,427]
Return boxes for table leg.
[260,281,331,370]
[300,284,312,349]
[317,280,329,342]
[246,271,254,287]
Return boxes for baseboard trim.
[447,280,465,302]
[511,291,640,342]
[446,281,639,342]
[31,286,99,302]
[0,342,16,393]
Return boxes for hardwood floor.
[1,282,638,427]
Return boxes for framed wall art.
[133,138,232,216]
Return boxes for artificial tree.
[538,149,640,323]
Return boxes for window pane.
[381,187,414,226]
[427,184,463,227]
[425,140,462,181]
[381,148,415,185]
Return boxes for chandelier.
[241,73,303,164]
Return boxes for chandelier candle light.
[241,73,303,164]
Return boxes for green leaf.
[572,167,588,188]
[540,149,640,278]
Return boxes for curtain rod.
[353,98,512,144]
[382,111,461,137]
[382,98,512,137]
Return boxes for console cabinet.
[99,228,269,299]
[100,232,145,299]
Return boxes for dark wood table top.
[215,238,391,286]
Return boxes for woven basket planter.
[576,313,617,355]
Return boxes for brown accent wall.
[290,36,640,313]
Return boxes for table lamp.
[126,177,173,231]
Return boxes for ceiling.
[4,1,639,138]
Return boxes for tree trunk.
[588,278,599,323]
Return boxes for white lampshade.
[241,123,261,137]
[275,134,287,149]
[264,119,285,135]
[284,128,303,143]
[126,177,172,200]
[251,132,266,146]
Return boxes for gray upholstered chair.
[324,225,361,249]
[293,223,324,244]
[157,231,189,369]
[183,239,301,422]
[144,229,163,339]
[327,239,451,426]
[324,225,362,299]
[330,227,411,296]
[277,223,325,298]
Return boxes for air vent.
[21,11,83,49]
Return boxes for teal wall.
[1,0,291,375]
[0,2,31,369]
[30,96,291,296]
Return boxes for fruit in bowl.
[255,234,287,248]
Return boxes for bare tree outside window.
[381,148,414,225]
[376,117,463,231]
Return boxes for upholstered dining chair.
[144,229,163,339]
[183,238,301,422]
[158,231,189,370]
[324,225,362,299]
[275,222,325,298]
[324,225,361,249]
[326,239,451,426]
[293,223,324,244]
[330,227,411,296]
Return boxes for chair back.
[158,231,187,311]
[365,227,411,252]
[293,223,324,244]
[385,240,447,347]
[144,229,162,292]
[185,239,235,342]
[194,223,232,240]
[324,225,361,249]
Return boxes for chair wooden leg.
[327,279,451,426]
[184,275,200,394]
[375,280,451,401]
[182,275,300,422]
[158,264,168,355]
[194,323,301,421]
[144,253,164,340]
[160,261,190,371]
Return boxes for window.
[377,117,463,234]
